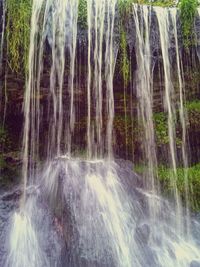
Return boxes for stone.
[135,223,150,244]
[190,260,200,267]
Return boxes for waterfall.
[132,4,157,189]
[170,7,191,236]
[3,1,200,267]
[87,0,117,158]
[154,6,184,234]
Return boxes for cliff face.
[0,4,200,164]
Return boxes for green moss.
[122,0,176,7]
[6,0,32,74]
[135,163,200,211]
[179,0,198,49]
[119,29,130,87]
[186,100,200,112]
[78,0,87,29]
[153,112,182,146]
[185,100,200,128]
[118,0,134,14]
[157,164,200,211]
[0,155,6,170]
[0,125,11,153]
[154,112,169,145]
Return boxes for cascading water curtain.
[4,1,200,267]
[22,0,118,197]
[154,6,190,235]
[22,0,79,201]
[87,0,117,159]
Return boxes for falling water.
[170,7,191,235]
[3,1,200,267]
[132,4,157,190]
[87,0,117,158]
[154,6,183,233]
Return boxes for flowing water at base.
[2,158,200,267]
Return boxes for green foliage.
[0,125,11,172]
[0,125,11,152]
[78,0,87,29]
[157,164,200,211]
[186,100,200,128]
[135,163,200,211]
[149,0,175,7]
[6,0,31,74]
[118,0,175,11]
[186,100,200,112]
[153,112,182,146]
[120,29,130,86]
[114,115,138,153]
[154,112,169,145]
[124,0,175,7]
[179,0,198,49]
[0,155,6,169]
[118,0,134,15]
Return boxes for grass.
[134,163,200,211]
[179,0,198,49]
[6,0,32,74]
[186,100,200,112]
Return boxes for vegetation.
[186,100,200,127]
[153,112,182,146]
[179,0,198,48]
[78,0,87,29]
[186,100,200,113]
[119,29,130,87]
[0,125,11,153]
[135,163,200,211]
[6,0,31,74]
[158,164,200,211]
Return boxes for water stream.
[1,1,200,267]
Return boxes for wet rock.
[135,223,150,244]
[143,246,161,267]
[1,189,21,202]
[115,158,143,188]
[190,260,200,267]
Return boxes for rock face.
[0,4,200,164]
[135,223,151,244]
[190,261,200,267]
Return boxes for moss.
[120,0,176,7]
[6,0,32,74]
[0,125,11,153]
[119,29,130,87]
[157,164,200,211]
[153,112,182,146]
[185,100,200,128]
[78,0,87,29]
[186,100,200,112]
[135,163,200,211]
[179,0,198,49]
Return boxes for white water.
[5,158,200,267]
[154,6,184,234]
[132,4,157,190]
[5,212,47,267]
[170,7,191,235]
[3,2,200,267]
[87,0,117,158]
